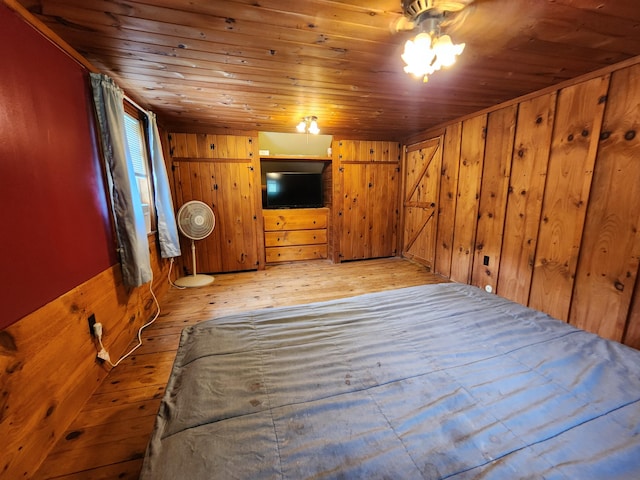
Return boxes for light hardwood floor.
[34,257,447,479]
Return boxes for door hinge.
[213,184,218,190]
[248,166,254,171]
[339,167,344,172]
[210,143,215,150]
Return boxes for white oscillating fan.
[175,200,216,288]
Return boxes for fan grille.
[177,201,215,240]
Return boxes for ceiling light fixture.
[296,116,320,135]
[400,3,466,83]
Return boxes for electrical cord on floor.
[168,257,186,289]
[95,269,161,368]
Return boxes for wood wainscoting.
[403,58,640,349]
[0,237,171,480]
[32,258,446,479]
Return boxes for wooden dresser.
[263,208,329,263]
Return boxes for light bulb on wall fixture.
[401,16,465,83]
[296,116,320,134]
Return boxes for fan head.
[177,201,215,240]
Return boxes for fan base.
[174,274,214,288]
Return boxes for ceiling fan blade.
[435,0,475,13]
[390,15,416,33]
[442,0,546,52]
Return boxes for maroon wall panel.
[0,5,116,329]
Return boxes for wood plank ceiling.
[17,0,640,140]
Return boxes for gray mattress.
[140,283,640,479]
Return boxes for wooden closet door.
[212,161,260,272]
[173,160,259,274]
[340,163,369,260]
[173,160,224,275]
[402,138,442,269]
[339,163,398,260]
[368,163,399,258]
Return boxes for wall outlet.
[88,314,96,337]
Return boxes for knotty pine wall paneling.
[528,75,609,321]
[1,238,170,479]
[470,105,517,292]
[624,275,640,349]
[449,115,487,284]
[434,123,462,277]
[571,64,640,343]
[496,93,557,304]
[330,144,342,263]
[409,57,640,349]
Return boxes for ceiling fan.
[391,0,545,82]
[391,0,475,34]
[392,0,475,81]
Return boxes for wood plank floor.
[34,257,447,479]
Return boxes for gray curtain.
[90,73,152,287]
[147,111,181,258]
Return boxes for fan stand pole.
[191,239,198,275]
[174,239,214,288]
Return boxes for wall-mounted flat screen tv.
[265,172,323,209]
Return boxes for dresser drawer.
[264,229,327,247]
[266,245,328,263]
[263,208,328,231]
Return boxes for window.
[123,104,154,233]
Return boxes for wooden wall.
[1,238,171,479]
[405,59,640,348]
[0,4,176,478]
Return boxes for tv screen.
[265,172,323,209]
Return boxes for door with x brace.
[402,137,443,269]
